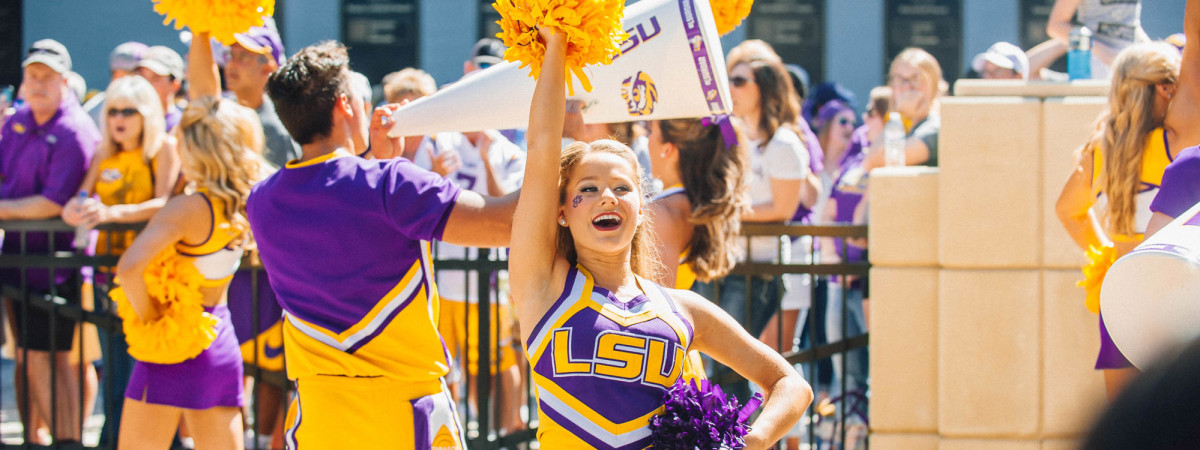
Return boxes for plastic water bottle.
[883,112,906,168]
[1068,26,1093,80]
[72,191,92,251]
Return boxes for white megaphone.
[388,0,732,137]
[1101,201,1200,369]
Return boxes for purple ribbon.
[701,114,738,151]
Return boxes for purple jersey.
[1150,145,1200,218]
[246,150,461,380]
[525,266,695,449]
[0,98,98,290]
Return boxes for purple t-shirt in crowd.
[165,104,182,132]
[1150,145,1200,218]
[841,125,870,169]
[830,128,870,264]
[246,151,461,339]
[790,120,826,222]
[0,98,98,291]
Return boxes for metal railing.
[0,220,869,450]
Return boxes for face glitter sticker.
[572,195,583,208]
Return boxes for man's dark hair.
[266,41,350,145]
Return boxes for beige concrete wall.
[938,98,1044,269]
[869,82,1108,449]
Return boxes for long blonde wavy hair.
[556,140,661,281]
[1091,42,1180,236]
[657,118,750,282]
[98,76,166,163]
[176,96,267,243]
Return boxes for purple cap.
[110,41,148,72]
[814,100,854,131]
[234,24,285,66]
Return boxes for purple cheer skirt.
[125,303,245,409]
[1095,312,1135,370]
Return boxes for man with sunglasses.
[0,38,99,445]
[195,20,300,168]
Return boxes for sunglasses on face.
[107,108,139,118]
[730,76,753,88]
[28,46,62,57]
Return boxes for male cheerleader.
[246,41,518,448]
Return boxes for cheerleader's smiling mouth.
[592,213,622,231]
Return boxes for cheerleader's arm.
[509,28,571,328]
[1056,145,1109,251]
[115,193,209,322]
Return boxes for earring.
[558,218,566,226]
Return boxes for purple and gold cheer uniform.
[125,191,245,409]
[527,265,695,449]
[1090,127,1174,369]
[247,150,465,448]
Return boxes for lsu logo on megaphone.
[615,16,662,59]
[622,71,658,116]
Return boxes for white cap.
[972,42,1030,80]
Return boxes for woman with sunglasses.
[62,76,180,253]
[717,56,809,342]
[814,101,857,171]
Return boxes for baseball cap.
[785,63,810,101]
[234,23,285,66]
[470,38,506,68]
[110,41,148,72]
[972,42,1029,79]
[1166,33,1186,53]
[23,39,72,74]
[138,46,186,80]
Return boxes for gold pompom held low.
[111,248,219,365]
[1077,243,1117,314]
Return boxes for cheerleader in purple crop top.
[112,97,267,449]
[508,29,811,449]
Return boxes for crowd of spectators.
[1,0,1194,447]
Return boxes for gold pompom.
[1077,244,1118,314]
[493,0,629,95]
[112,247,219,364]
[153,0,276,45]
[710,0,753,36]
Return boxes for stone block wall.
[869,81,1108,449]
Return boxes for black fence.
[0,220,869,450]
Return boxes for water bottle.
[883,112,906,168]
[1068,26,1093,80]
[72,191,92,251]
